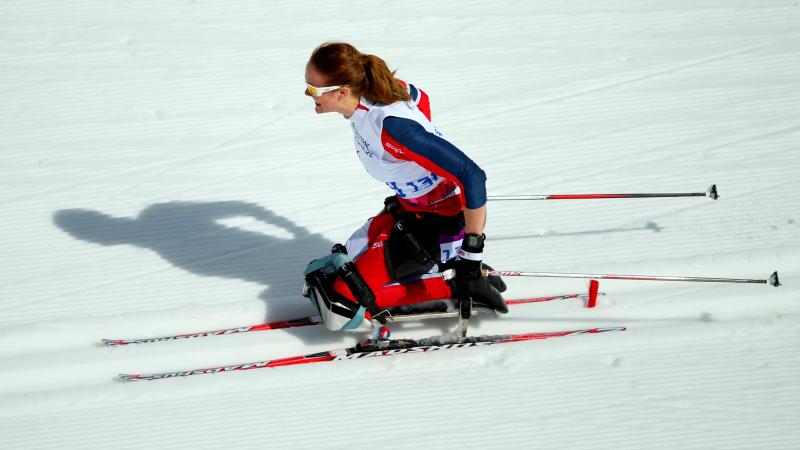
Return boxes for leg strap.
[337,261,381,319]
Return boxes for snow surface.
[2,1,800,448]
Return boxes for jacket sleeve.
[381,116,487,209]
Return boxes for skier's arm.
[382,116,504,311]
[381,116,487,234]
[462,204,486,235]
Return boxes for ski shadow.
[53,201,335,332]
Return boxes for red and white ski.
[103,292,601,346]
[102,316,322,346]
[119,326,625,381]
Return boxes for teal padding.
[342,306,366,330]
[304,253,351,275]
[304,252,353,317]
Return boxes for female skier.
[303,42,506,331]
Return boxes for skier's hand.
[453,234,508,313]
[454,232,484,287]
[383,195,403,215]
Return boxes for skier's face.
[305,64,345,115]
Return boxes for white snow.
[2,1,800,448]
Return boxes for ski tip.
[706,184,719,200]
[769,271,781,287]
[119,374,151,382]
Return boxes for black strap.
[337,262,381,318]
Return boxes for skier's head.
[305,42,411,115]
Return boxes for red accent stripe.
[416,90,431,121]
[505,331,574,342]
[266,354,335,368]
[547,194,628,199]
[398,180,462,215]
[249,317,321,331]
[506,294,579,305]
[357,103,369,111]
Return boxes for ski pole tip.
[706,184,719,200]
[769,271,781,287]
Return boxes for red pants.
[332,212,453,313]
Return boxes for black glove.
[453,233,508,313]
[383,195,403,215]
[481,263,508,293]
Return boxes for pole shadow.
[492,221,662,241]
[53,201,335,325]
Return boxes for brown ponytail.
[309,42,412,105]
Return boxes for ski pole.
[488,270,781,287]
[386,267,779,288]
[488,184,718,201]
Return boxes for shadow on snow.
[53,201,335,325]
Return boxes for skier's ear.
[338,85,352,100]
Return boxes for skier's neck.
[340,95,360,119]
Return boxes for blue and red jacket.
[348,81,487,216]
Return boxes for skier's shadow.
[54,201,334,325]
